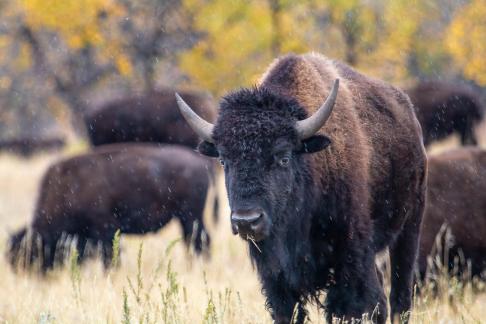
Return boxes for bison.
[84,89,217,148]
[418,147,486,280]
[0,136,65,157]
[406,81,484,147]
[7,144,213,272]
[175,53,427,323]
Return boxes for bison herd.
[5,52,486,324]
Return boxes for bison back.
[84,90,217,148]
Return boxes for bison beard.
[177,53,427,323]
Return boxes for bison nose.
[231,209,268,240]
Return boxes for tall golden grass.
[0,134,485,323]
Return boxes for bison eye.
[219,159,225,166]
[278,157,290,167]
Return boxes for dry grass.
[0,142,486,323]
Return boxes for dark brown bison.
[175,53,427,323]
[406,81,484,146]
[0,136,65,157]
[7,144,213,272]
[418,147,486,280]
[84,89,217,148]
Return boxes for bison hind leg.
[389,198,425,323]
[177,212,211,257]
[458,116,478,146]
[87,228,120,269]
[98,234,122,269]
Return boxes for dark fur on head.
[215,87,303,155]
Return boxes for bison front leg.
[262,281,302,324]
[325,254,387,324]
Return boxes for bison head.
[176,80,339,242]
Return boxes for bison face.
[197,83,335,240]
[200,134,331,242]
[175,80,338,242]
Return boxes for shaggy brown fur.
[406,81,484,146]
[7,144,213,272]
[195,53,427,323]
[85,89,217,148]
[418,147,486,279]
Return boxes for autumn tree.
[0,0,194,137]
[179,0,310,96]
[447,0,486,86]
[179,0,470,96]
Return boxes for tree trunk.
[268,0,283,57]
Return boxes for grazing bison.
[406,81,484,147]
[418,147,486,280]
[7,144,213,272]
[0,136,65,157]
[176,53,427,323]
[84,89,217,148]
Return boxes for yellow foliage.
[20,0,117,48]
[446,0,486,85]
[0,76,12,90]
[14,43,33,71]
[12,0,131,76]
[180,0,437,94]
[115,55,133,76]
[360,0,438,83]
[179,0,311,96]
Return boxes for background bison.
[418,147,486,280]
[0,136,65,157]
[8,144,214,271]
[84,89,217,148]
[177,53,427,323]
[406,81,485,146]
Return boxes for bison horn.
[295,79,339,139]
[175,93,215,143]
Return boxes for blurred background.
[2,1,486,322]
[0,0,485,145]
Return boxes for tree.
[0,0,126,135]
[178,0,447,94]
[0,0,194,137]
[179,0,309,96]
[113,0,196,91]
[447,0,486,85]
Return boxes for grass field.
[1,138,486,323]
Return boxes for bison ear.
[297,135,331,154]
[197,141,219,157]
